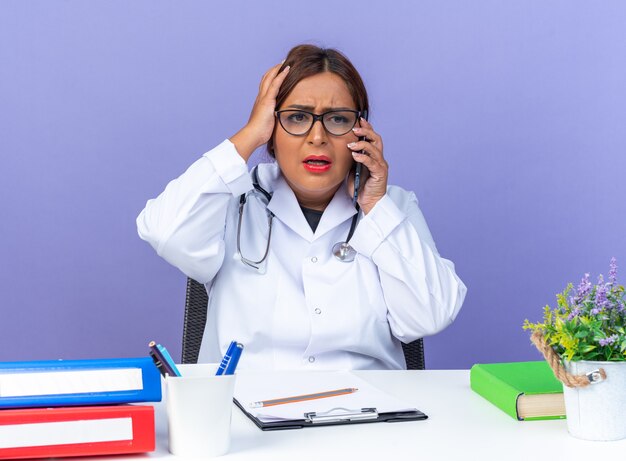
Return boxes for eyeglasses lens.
[278,111,358,136]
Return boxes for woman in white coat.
[137,44,466,370]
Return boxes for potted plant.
[524,257,626,441]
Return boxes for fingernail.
[347,142,357,148]
[352,127,361,132]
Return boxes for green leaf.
[580,344,597,353]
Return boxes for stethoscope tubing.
[236,166,359,269]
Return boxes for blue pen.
[223,343,244,375]
[156,343,182,377]
[215,341,238,376]
[149,341,177,377]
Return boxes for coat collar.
[314,182,358,241]
[262,165,358,242]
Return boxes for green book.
[470,361,565,421]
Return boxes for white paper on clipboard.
[234,370,417,423]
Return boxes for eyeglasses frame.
[274,109,363,137]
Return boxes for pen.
[248,387,358,408]
[148,342,171,377]
[215,340,238,376]
[157,343,182,377]
[223,343,244,376]
[148,341,181,377]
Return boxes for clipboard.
[234,399,427,431]
[233,370,428,431]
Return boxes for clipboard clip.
[304,407,378,424]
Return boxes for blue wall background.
[1,1,625,368]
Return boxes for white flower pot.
[563,360,626,441]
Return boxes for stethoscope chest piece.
[332,241,357,263]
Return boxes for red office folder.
[0,404,155,459]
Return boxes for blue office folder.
[0,357,162,408]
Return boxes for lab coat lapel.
[313,186,358,241]
[267,175,314,241]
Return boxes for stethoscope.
[236,166,360,270]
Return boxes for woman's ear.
[268,126,279,158]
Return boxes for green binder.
[470,361,565,421]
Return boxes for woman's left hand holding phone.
[347,118,389,215]
[230,63,290,162]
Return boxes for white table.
[110,371,624,460]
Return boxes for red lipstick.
[303,155,332,173]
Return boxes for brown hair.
[267,44,369,157]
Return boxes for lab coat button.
[308,356,315,363]
[314,308,321,314]
[311,256,318,263]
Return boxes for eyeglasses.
[275,109,361,136]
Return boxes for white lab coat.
[137,140,466,370]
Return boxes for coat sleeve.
[348,187,467,342]
[136,140,252,283]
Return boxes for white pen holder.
[165,364,236,457]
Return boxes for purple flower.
[575,273,592,302]
[608,257,618,285]
[595,274,609,309]
[568,308,581,320]
[598,335,618,347]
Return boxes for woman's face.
[273,72,359,210]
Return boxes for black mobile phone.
[352,109,368,206]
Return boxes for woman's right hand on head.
[230,63,290,161]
